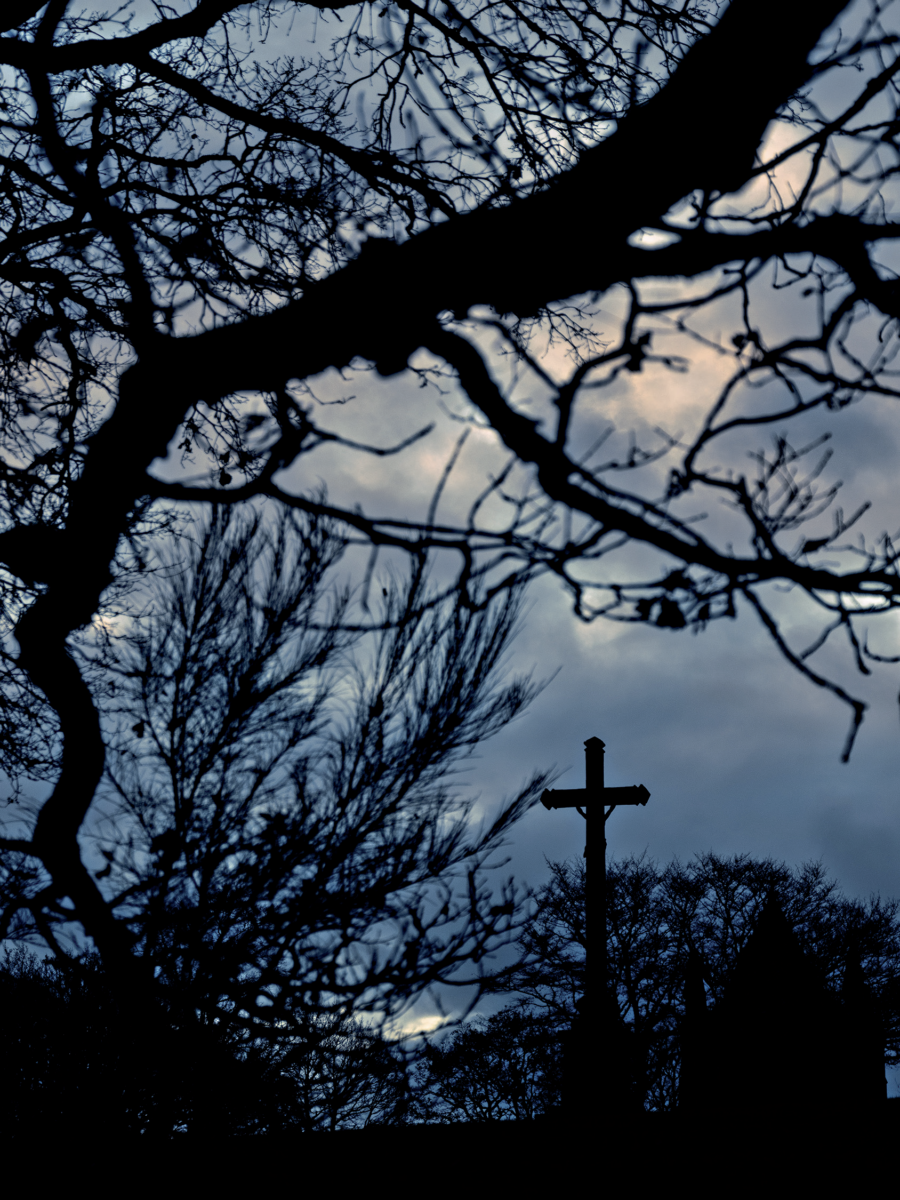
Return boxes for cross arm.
[540,784,650,810]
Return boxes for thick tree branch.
[632,217,900,315]
[161,0,850,396]
[0,2,348,70]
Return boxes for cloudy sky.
[220,82,900,1088]
[245,286,900,1097]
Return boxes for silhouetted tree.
[409,1005,563,1122]
[271,1008,412,1131]
[0,940,420,1134]
[605,852,900,1110]
[488,857,586,1024]
[0,947,126,1136]
[0,501,549,1132]
[0,943,296,1135]
[680,889,888,1116]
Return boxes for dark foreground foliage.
[606,852,900,1110]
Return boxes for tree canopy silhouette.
[0,943,300,1135]
[606,852,900,1110]
[486,856,586,1024]
[409,1003,563,1122]
[0,500,549,1089]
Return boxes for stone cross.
[540,736,651,1117]
[540,736,650,854]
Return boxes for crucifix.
[540,735,650,856]
[541,736,651,1118]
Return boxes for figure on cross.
[541,737,652,1121]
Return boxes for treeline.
[0,944,571,1137]
[605,852,900,1110]
[3,851,899,1133]
[0,856,584,1136]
